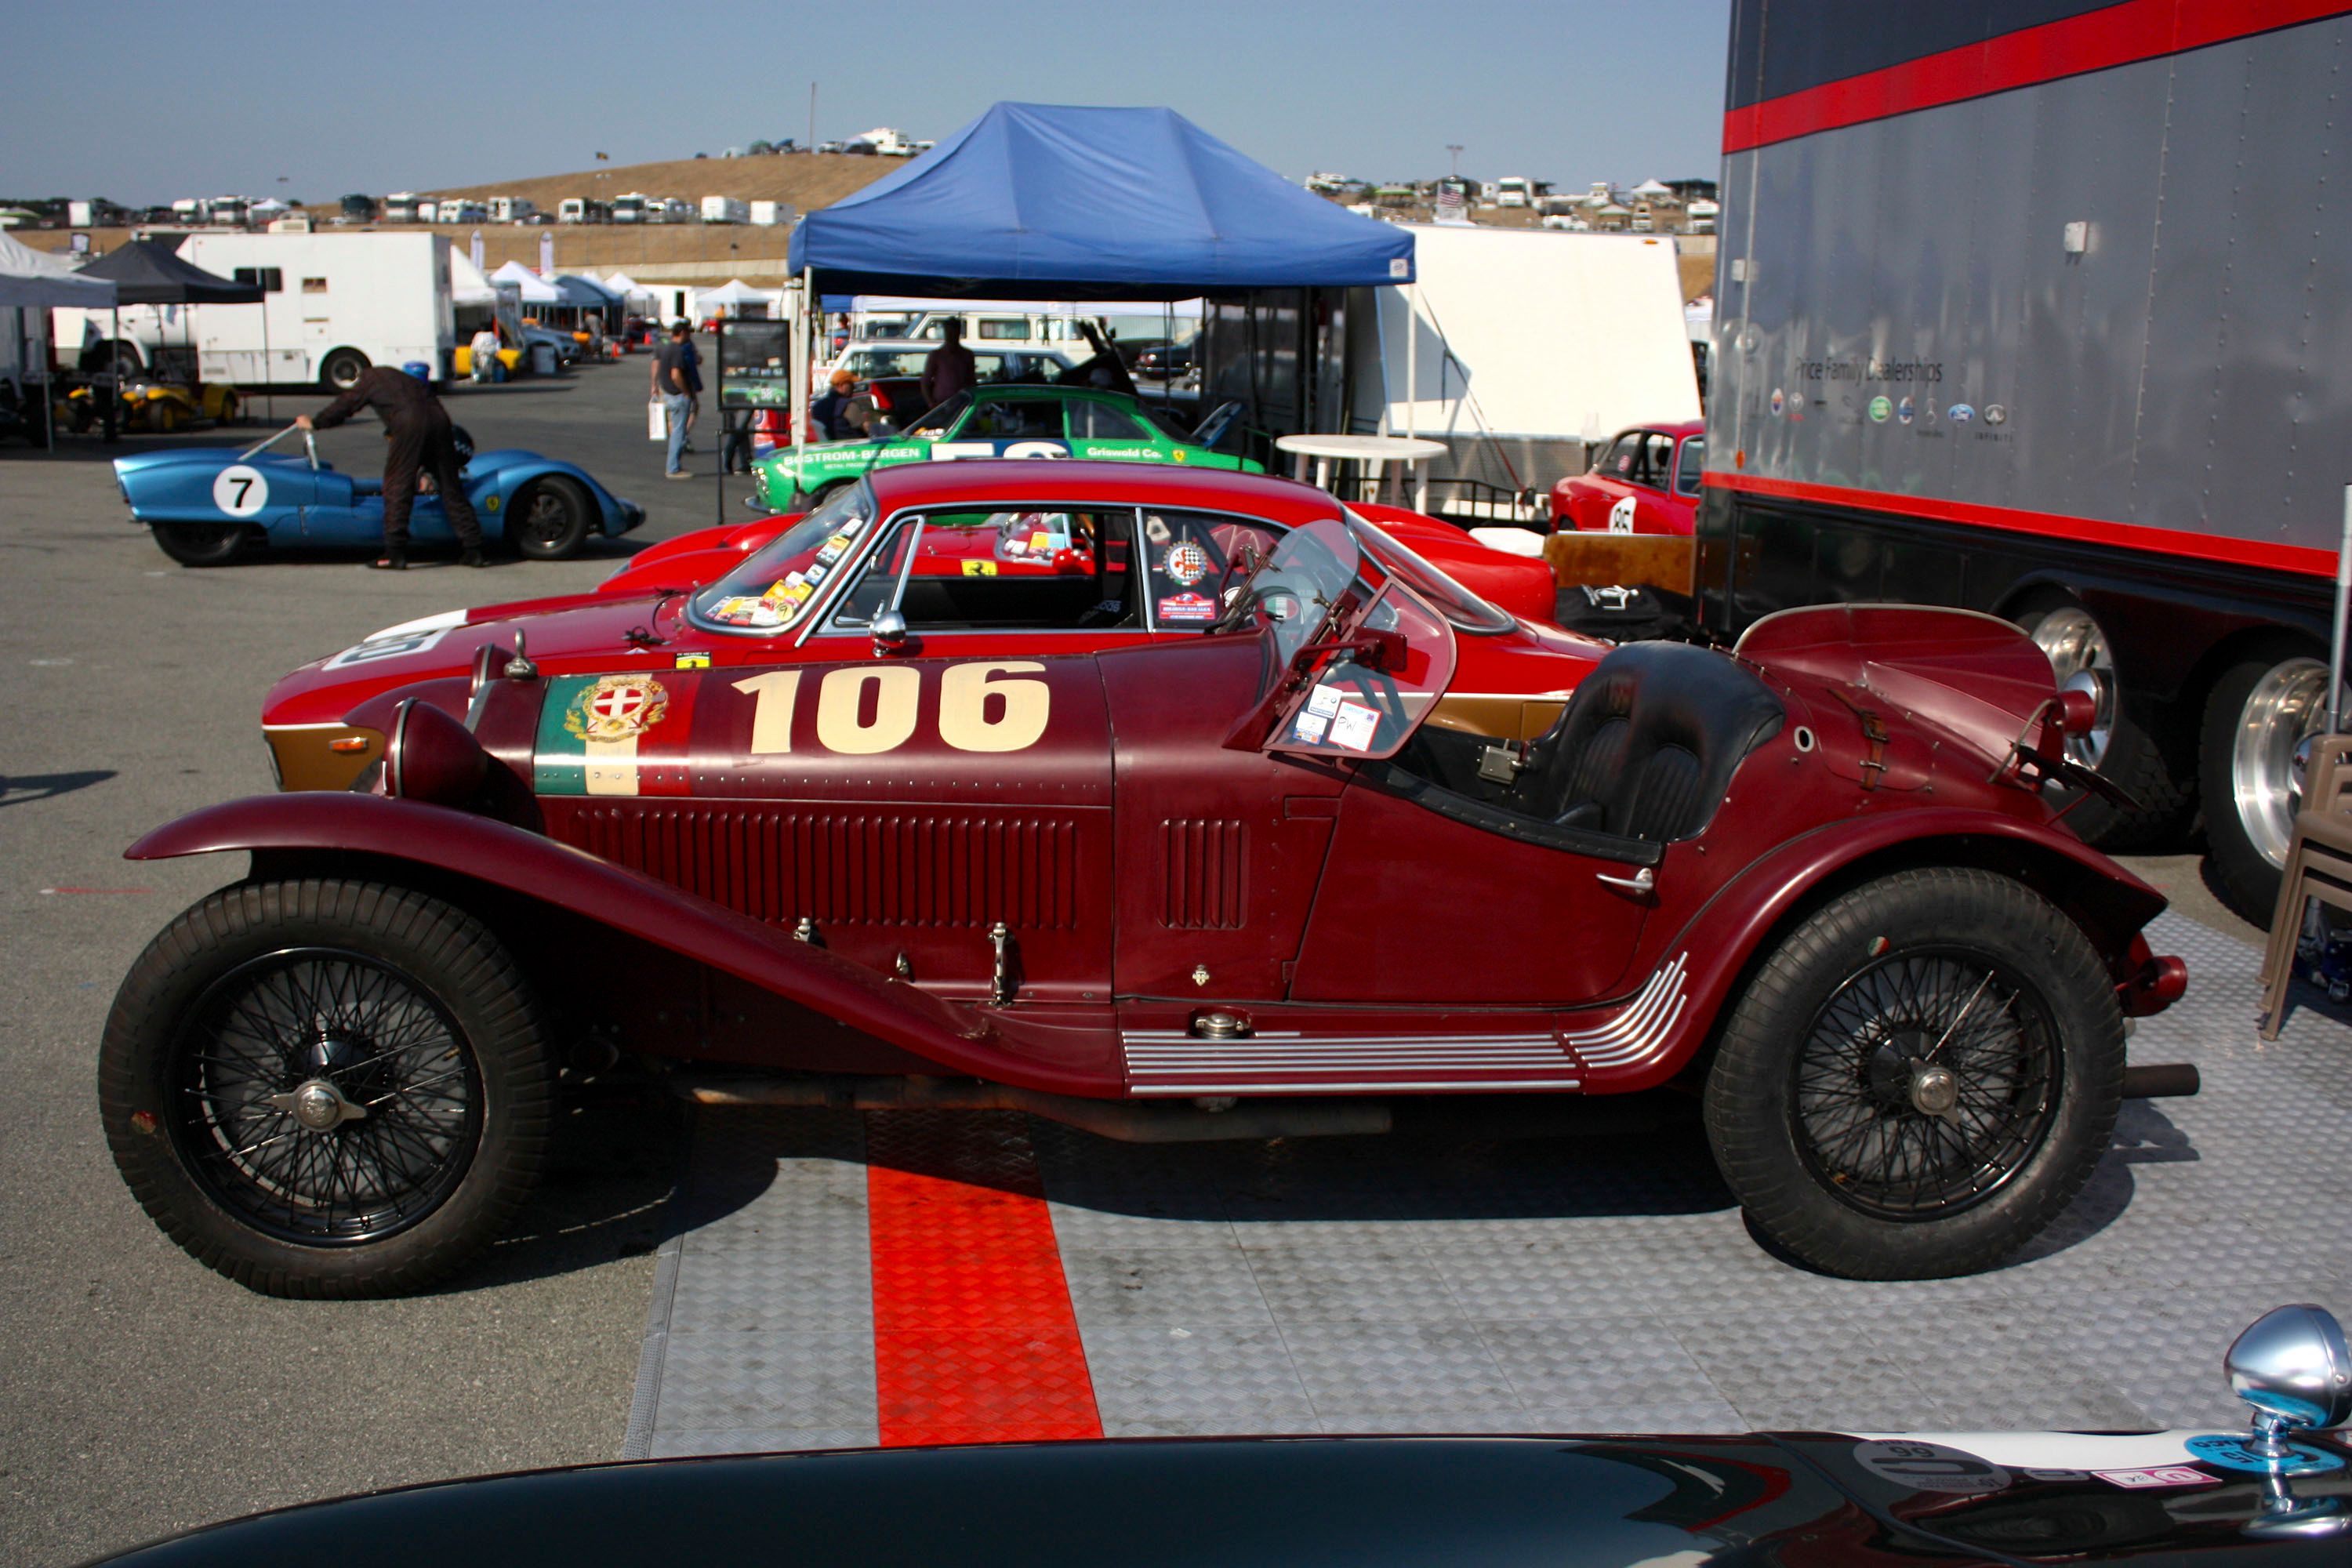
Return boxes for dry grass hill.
[417,152,896,217]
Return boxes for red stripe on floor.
[865,1110,1102,1446]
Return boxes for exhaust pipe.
[670,1073,1392,1143]
[2122,1063,2201,1099]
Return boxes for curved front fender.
[125,793,1102,1095]
[1588,810,2171,1092]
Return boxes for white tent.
[691,278,779,318]
[449,250,514,308]
[488,259,561,305]
[0,231,116,308]
[1630,178,1673,197]
[603,271,659,312]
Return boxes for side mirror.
[2228,1305,2352,1454]
[871,609,909,655]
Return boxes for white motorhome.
[434,199,487,224]
[749,200,794,227]
[487,197,537,223]
[1494,176,1534,209]
[612,192,650,224]
[56,230,456,390]
[701,196,750,224]
[659,198,693,223]
[382,191,423,223]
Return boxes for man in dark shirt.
[920,318,977,412]
[298,366,484,569]
[811,368,860,441]
[652,322,702,477]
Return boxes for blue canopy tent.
[788,102,1414,299]
[783,103,1413,459]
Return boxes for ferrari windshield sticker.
[1327,699,1381,753]
[1305,684,1343,719]
[1291,711,1330,743]
[538,673,692,797]
[1156,592,1215,623]
[323,626,452,669]
[1162,541,1208,586]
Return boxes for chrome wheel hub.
[1909,1064,1961,1119]
[2233,658,2330,869]
[2030,608,2117,770]
[269,1076,368,1132]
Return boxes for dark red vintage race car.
[104,460,2189,1298]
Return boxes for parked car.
[103,459,2187,1296]
[751,383,1260,510]
[110,428,643,565]
[597,497,1559,627]
[819,340,1073,425]
[1552,421,1704,535]
[1131,341,1195,378]
[79,1308,2352,1566]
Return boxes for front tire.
[100,878,554,1298]
[2202,648,2330,927]
[1703,869,2123,1279]
[511,477,591,559]
[151,521,250,567]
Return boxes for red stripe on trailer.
[1706,470,2340,578]
[1723,0,2352,152]
[865,1110,1102,1447]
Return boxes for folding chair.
[2257,735,2352,1038]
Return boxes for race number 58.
[733,660,1051,757]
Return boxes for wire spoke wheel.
[1791,948,2060,1221]
[167,946,483,1246]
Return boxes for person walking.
[653,321,702,478]
[920,318,977,412]
[297,366,483,570]
[469,324,503,384]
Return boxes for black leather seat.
[1510,641,1784,843]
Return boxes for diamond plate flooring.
[626,912,2352,1457]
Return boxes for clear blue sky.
[5,0,1730,203]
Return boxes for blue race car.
[111,427,644,566]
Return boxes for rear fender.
[1595,810,2172,1091]
[125,793,1104,1095]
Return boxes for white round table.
[1275,434,1450,510]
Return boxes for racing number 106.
[733,660,1051,757]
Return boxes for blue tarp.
[789,103,1414,299]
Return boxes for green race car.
[751,384,1258,510]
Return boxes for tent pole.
[103,304,118,444]
[793,267,811,458]
[1403,281,1416,446]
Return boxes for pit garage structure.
[784,100,1416,466]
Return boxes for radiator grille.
[559,803,1080,929]
[1160,818,1247,930]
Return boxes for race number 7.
[733,661,1051,757]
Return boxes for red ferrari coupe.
[1552,421,1705,536]
[107,459,2189,1299]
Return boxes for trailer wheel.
[1704,868,2122,1279]
[319,349,371,392]
[2201,648,2330,927]
[2016,599,2194,848]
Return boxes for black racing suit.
[310,367,483,552]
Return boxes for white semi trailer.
[57,230,456,390]
[1702,0,2352,925]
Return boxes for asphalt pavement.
[0,354,738,1566]
[0,353,2251,1565]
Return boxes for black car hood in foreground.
[89,1432,2352,1566]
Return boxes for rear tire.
[1703,868,2122,1280]
[319,348,371,392]
[2201,647,2330,927]
[99,878,554,1299]
[511,476,591,559]
[151,521,249,567]
[2014,599,2194,848]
